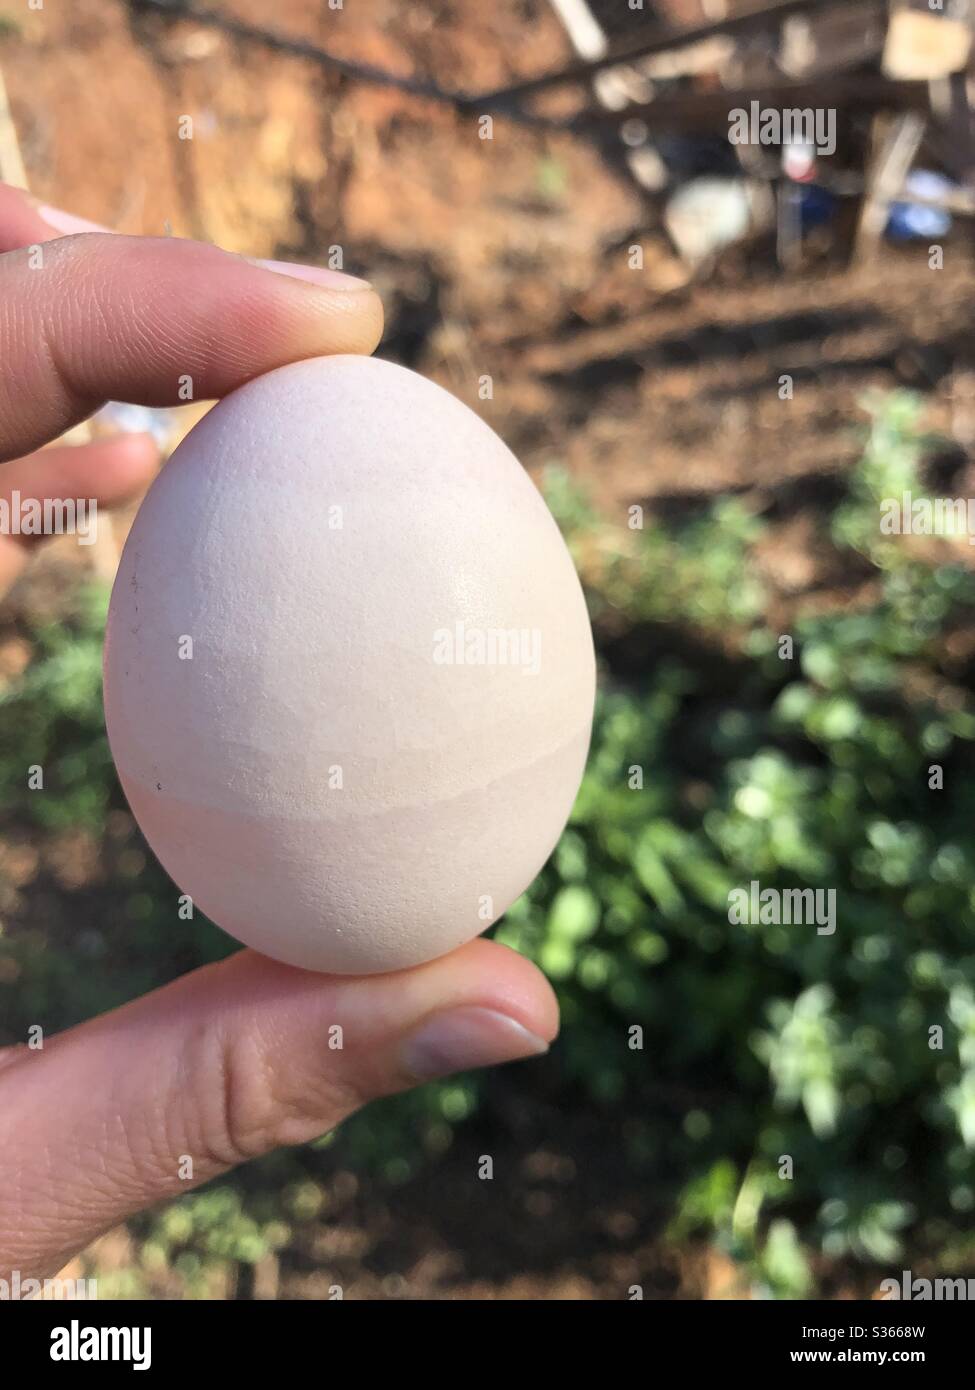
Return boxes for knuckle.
[175,1021,361,1172]
[179,1022,272,1169]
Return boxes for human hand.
[0,185,558,1282]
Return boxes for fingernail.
[401,1007,550,1081]
[249,257,372,291]
[37,205,114,236]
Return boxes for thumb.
[0,939,557,1280]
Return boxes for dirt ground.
[2,0,974,1299]
[4,0,974,543]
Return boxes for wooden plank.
[883,7,973,81]
[854,112,927,261]
[943,68,975,187]
[780,2,888,79]
[577,74,931,134]
[776,178,804,269]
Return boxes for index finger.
[0,196,383,462]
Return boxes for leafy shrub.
[527,392,975,1285]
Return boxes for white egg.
[103,355,595,974]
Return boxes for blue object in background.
[887,170,954,241]
[797,183,836,231]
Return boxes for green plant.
[524,394,975,1292]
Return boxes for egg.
[103,355,595,974]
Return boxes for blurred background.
[1,0,975,1299]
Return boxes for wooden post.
[854,111,927,261]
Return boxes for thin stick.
[132,0,521,115]
[133,0,843,120]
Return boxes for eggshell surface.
[103,355,595,974]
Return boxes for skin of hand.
[0,184,559,1282]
